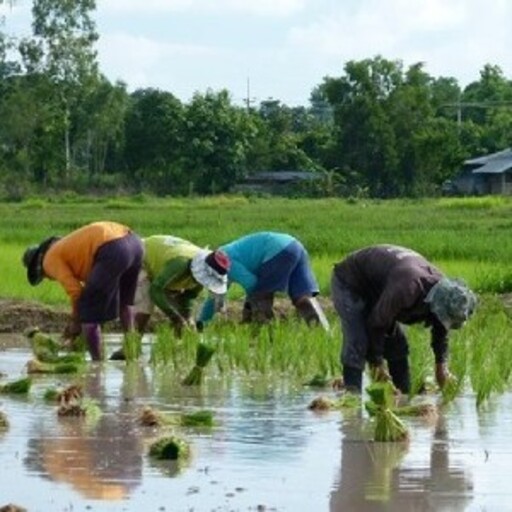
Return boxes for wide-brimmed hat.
[22,236,60,286]
[425,277,477,330]
[190,249,230,295]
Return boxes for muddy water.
[0,335,511,512]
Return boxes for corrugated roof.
[472,160,512,174]
[464,148,512,174]
[466,148,512,165]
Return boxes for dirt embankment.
[0,297,336,335]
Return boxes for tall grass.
[4,195,512,302]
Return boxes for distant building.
[446,148,512,195]
[233,171,322,195]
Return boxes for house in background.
[447,148,512,195]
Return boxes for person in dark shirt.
[331,245,477,393]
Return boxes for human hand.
[62,318,81,341]
[370,363,392,383]
[435,362,455,388]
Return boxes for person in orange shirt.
[22,221,144,360]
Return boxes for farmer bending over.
[196,231,329,331]
[22,221,144,361]
[331,244,477,394]
[125,235,229,348]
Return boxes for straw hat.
[190,249,230,295]
[425,277,477,329]
[22,236,60,286]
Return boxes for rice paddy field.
[2,195,512,511]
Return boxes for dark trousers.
[331,272,410,392]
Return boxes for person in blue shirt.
[196,231,329,330]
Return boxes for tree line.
[1,0,512,199]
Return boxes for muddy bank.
[0,297,335,335]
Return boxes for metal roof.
[465,148,512,174]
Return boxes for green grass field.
[4,194,512,404]
[2,194,511,304]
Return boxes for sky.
[1,0,512,107]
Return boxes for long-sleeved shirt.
[43,221,130,314]
[143,235,203,319]
[197,231,295,324]
[333,244,448,365]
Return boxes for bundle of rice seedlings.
[139,406,169,427]
[365,400,438,421]
[149,436,190,461]
[308,392,361,412]
[57,388,101,420]
[0,377,31,394]
[182,341,216,385]
[180,410,214,427]
[308,396,335,411]
[25,328,60,362]
[26,359,82,374]
[366,382,409,442]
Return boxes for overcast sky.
[1,0,511,107]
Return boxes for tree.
[20,0,99,179]
[124,88,185,193]
[181,89,256,194]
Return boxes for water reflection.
[24,363,150,501]
[330,409,473,511]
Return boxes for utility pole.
[246,77,251,112]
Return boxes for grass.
[3,194,512,405]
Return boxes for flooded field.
[1,334,512,512]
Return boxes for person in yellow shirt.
[22,221,144,360]
[133,234,230,336]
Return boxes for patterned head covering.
[425,277,477,330]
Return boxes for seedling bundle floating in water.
[0,377,32,394]
[139,407,215,428]
[148,436,191,461]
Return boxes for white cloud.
[99,0,307,17]
[285,0,512,86]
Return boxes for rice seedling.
[139,407,215,428]
[182,341,216,385]
[122,331,143,362]
[0,377,32,394]
[148,436,191,461]
[26,359,83,374]
[366,382,409,442]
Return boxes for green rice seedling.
[0,377,32,394]
[25,328,60,362]
[304,374,332,388]
[439,327,470,405]
[149,324,175,366]
[122,331,143,362]
[308,392,361,411]
[366,400,437,420]
[43,387,60,401]
[407,327,434,397]
[459,295,512,407]
[148,436,191,461]
[366,382,409,442]
[26,359,82,374]
[180,410,214,427]
[182,341,216,385]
